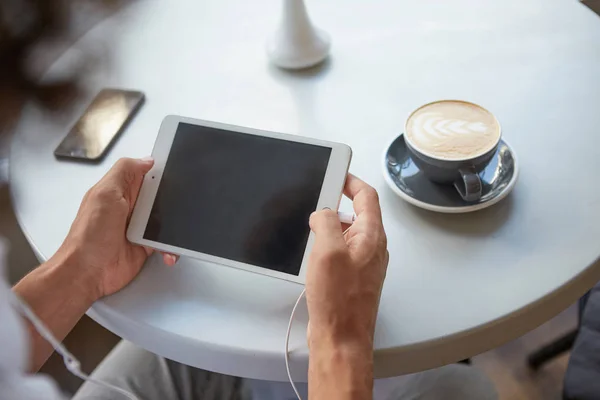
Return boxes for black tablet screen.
[143,123,332,276]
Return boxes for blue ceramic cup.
[404,100,501,202]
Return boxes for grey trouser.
[73,341,497,400]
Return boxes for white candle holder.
[267,0,331,70]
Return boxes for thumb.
[309,208,346,251]
[107,157,154,209]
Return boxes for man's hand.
[54,157,176,301]
[15,157,178,371]
[306,174,388,400]
[307,174,388,346]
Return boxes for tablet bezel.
[127,115,352,284]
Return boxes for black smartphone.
[54,88,145,161]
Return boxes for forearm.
[308,330,374,400]
[13,248,97,372]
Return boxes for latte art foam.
[406,101,500,160]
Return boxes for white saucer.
[382,134,519,213]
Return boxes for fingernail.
[168,254,177,265]
[140,156,153,163]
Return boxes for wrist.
[46,246,101,304]
[308,325,374,399]
[309,315,374,349]
[309,324,373,357]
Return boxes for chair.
[562,286,600,400]
[527,293,589,370]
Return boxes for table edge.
[11,172,598,378]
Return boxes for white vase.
[267,0,331,70]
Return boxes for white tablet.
[127,115,352,284]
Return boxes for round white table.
[10,0,600,382]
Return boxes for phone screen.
[54,89,144,161]
[143,122,332,276]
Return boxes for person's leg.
[73,340,249,400]
[244,364,496,400]
[375,364,497,400]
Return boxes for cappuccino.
[405,100,500,161]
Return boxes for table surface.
[10,0,600,381]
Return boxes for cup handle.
[454,168,482,202]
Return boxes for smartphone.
[54,89,145,161]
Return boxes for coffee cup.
[404,100,501,202]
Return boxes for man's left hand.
[54,157,176,301]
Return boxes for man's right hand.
[306,174,388,399]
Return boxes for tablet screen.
[144,123,332,276]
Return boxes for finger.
[309,209,346,249]
[162,252,179,266]
[143,246,154,257]
[105,157,154,210]
[343,174,382,220]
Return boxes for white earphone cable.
[285,225,351,399]
[285,288,306,400]
[11,218,353,400]
[9,292,141,400]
